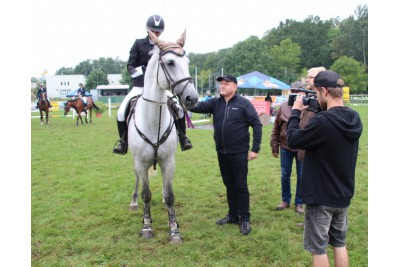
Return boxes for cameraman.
[270,81,316,214]
[286,70,363,267]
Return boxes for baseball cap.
[216,74,237,84]
[313,70,344,88]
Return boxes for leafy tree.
[120,68,133,88]
[73,60,93,76]
[330,56,367,94]
[198,69,212,95]
[331,5,368,68]
[85,69,109,89]
[55,67,74,75]
[267,38,301,83]
[262,16,335,69]
[222,36,268,76]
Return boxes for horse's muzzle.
[184,95,198,109]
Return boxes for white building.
[44,74,124,98]
[45,75,85,98]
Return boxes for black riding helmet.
[146,15,165,33]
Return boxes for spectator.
[190,74,262,235]
[265,92,272,115]
[270,81,316,214]
[287,70,363,267]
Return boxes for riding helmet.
[146,15,165,33]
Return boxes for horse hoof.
[169,235,183,244]
[129,204,138,211]
[140,230,153,239]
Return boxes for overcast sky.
[30,0,368,77]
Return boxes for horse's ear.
[148,30,167,48]
[176,29,186,48]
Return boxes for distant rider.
[77,83,86,108]
[36,83,52,108]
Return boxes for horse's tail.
[92,101,100,111]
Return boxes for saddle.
[125,95,179,127]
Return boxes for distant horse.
[38,92,49,125]
[128,30,198,243]
[64,97,99,126]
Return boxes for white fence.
[349,94,368,106]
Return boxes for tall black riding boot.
[113,120,128,155]
[177,117,192,151]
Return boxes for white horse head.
[147,30,198,109]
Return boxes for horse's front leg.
[161,161,182,244]
[46,111,49,124]
[140,171,153,238]
[40,111,44,125]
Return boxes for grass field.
[31,105,368,266]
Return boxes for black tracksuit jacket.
[191,94,262,154]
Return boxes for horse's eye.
[166,59,174,66]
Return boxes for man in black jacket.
[113,15,192,155]
[191,74,262,235]
[287,70,363,266]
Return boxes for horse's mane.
[67,99,79,103]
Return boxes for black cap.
[314,70,344,88]
[216,74,237,84]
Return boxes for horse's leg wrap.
[168,208,182,243]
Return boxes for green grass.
[31,106,368,266]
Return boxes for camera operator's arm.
[292,95,308,111]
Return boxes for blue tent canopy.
[236,71,290,90]
[66,89,92,97]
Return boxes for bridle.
[135,48,192,170]
[156,49,193,103]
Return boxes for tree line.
[35,4,367,95]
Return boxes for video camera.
[287,88,321,113]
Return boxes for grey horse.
[127,30,198,243]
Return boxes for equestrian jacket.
[191,94,262,154]
[127,36,154,87]
[270,101,315,160]
[77,88,85,96]
[287,106,363,207]
[36,88,47,99]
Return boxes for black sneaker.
[216,215,239,225]
[240,221,252,235]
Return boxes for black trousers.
[217,152,250,221]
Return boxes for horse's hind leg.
[129,172,140,211]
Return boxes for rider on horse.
[36,83,52,108]
[113,14,192,155]
[77,83,86,108]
